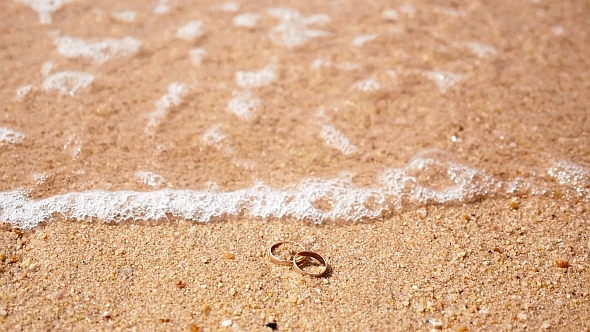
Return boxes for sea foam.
[3,151,577,230]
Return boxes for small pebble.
[222,252,234,259]
[0,309,7,316]
[221,319,232,327]
[266,322,278,330]
[229,288,236,296]
[189,325,200,332]
[555,259,569,268]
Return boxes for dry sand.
[1,0,590,330]
[1,198,589,331]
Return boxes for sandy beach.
[1,0,589,330]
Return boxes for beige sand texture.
[1,0,590,330]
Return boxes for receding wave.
[1,151,587,229]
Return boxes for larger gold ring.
[268,241,306,266]
[292,251,328,277]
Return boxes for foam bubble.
[320,124,357,155]
[41,62,55,77]
[218,2,239,12]
[235,60,276,88]
[552,26,565,36]
[0,127,25,145]
[153,0,169,15]
[386,70,397,80]
[176,20,203,41]
[112,10,137,22]
[135,171,165,188]
[32,173,48,185]
[381,9,399,21]
[547,161,590,189]
[310,59,331,70]
[41,71,94,95]
[425,71,463,93]
[53,36,142,65]
[354,79,380,91]
[268,8,330,48]
[465,42,496,58]
[14,85,34,101]
[399,5,416,17]
[18,0,75,24]
[440,8,463,17]
[146,82,188,132]
[189,48,207,66]
[233,12,260,28]
[64,134,82,158]
[352,34,378,47]
[226,90,260,120]
[202,124,227,146]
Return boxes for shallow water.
[1,0,589,228]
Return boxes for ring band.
[268,241,306,266]
[292,251,328,277]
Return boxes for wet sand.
[1,0,590,330]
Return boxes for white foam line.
[1,151,525,229]
[4,151,587,229]
[53,36,142,65]
[146,82,188,132]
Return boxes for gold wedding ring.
[292,251,328,277]
[268,241,306,266]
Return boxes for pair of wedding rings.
[268,241,329,277]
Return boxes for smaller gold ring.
[268,241,306,266]
[292,251,328,277]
